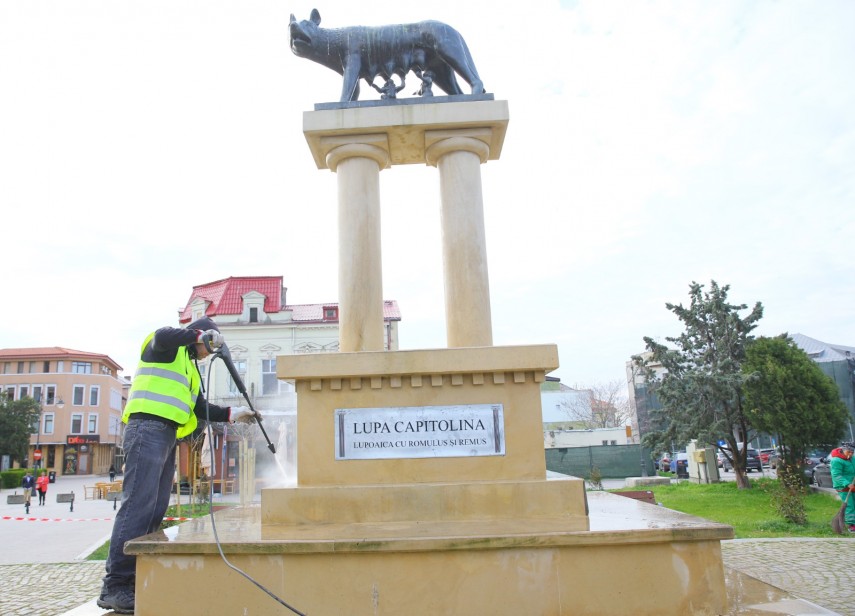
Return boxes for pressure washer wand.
[214,343,276,455]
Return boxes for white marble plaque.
[334,404,505,460]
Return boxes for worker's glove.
[197,329,224,351]
[229,406,258,424]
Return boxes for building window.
[110,388,122,411]
[250,307,258,323]
[71,414,83,434]
[43,413,54,435]
[72,361,92,374]
[262,359,278,395]
[17,361,24,374]
[3,362,9,374]
[19,385,29,399]
[43,361,50,373]
[89,386,100,406]
[611,440,617,446]
[602,440,609,446]
[33,385,43,403]
[228,360,247,394]
[4,386,15,400]
[29,361,37,373]
[57,361,64,372]
[45,385,56,405]
[323,306,338,321]
[88,414,98,434]
[73,385,85,406]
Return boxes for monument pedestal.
[128,488,731,615]
[128,346,732,615]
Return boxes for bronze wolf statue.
[289,9,485,102]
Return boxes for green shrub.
[1,469,36,489]
[587,466,603,490]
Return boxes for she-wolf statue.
[289,9,486,103]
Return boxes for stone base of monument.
[126,345,733,615]
[127,488,731,615]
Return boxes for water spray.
[208,341,276,455]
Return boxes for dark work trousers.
[102,417,176,592]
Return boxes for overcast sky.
[1,1,852,390]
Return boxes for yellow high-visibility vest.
[123,332,199,439]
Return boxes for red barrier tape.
[2,515,193,522]
[2,516,113,522]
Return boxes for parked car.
[721,447,762,472]
[805,447,833,483]
[812,457,833,488]
[670,452,689,478]
[759,448,775,466]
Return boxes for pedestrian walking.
[21,470,35,509]
[98,317,260,614]
[109,464,117,482]
[35,470,49,506]
[829,442,855,533]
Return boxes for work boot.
[97,585,135,614]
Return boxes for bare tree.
[560,381,632,430]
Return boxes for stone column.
[324,137,390,352]
[426,129,493,348]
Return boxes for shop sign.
[66,435,101,445]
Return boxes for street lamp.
[35,395,63,470]
[34,404,42,470]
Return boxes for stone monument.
[125,13,733,615]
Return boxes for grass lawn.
[613,478,847,539]
[85,502,226,560]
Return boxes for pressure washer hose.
[200,357,307,615]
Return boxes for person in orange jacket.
[35,470,49,506]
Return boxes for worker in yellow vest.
[99,317,259,614]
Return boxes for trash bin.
[48,471,56,484]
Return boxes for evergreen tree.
[634,281,763,488]
[743,335,848,522]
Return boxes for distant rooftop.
[791,333,855,363]
[179,276,284,322]
[179,276,400,324]
[0,347,123,371]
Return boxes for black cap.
[186,316,220,333]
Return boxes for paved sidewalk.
[721,538,855,615]
[0,562,104,616]
[0,474,119,565]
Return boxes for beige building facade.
[0,347,125,476]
